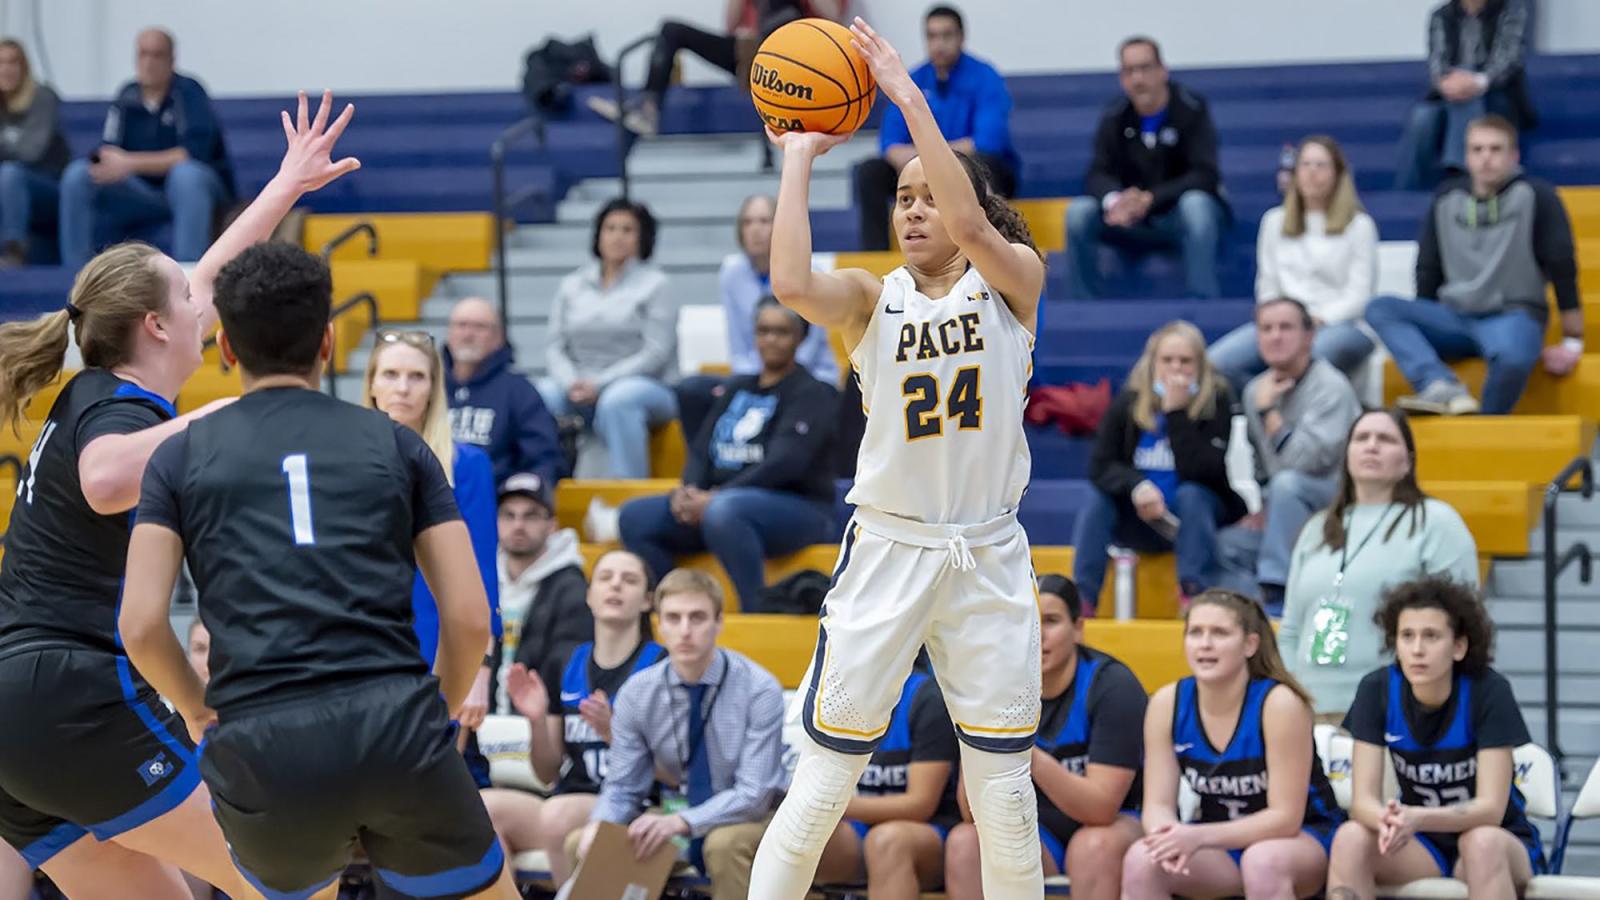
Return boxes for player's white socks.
[747,736,871,900]
[958,742,1045,899]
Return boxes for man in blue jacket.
[58,28,236,268]
[851,5,1018,251]
[445,296,566,488]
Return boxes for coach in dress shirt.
[570,568,785,900]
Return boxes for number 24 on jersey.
[901,366,982,441]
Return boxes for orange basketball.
[750,18,876,136]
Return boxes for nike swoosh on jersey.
[884,304,904,314]
[1173,743,1194,753]
[1385,733,1404,743]
[560,692,584,703]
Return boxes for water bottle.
[1109,546,1136,621]
[1277,142,1296,196]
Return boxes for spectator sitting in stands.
[1224,298,1362,616]
[677,194,840,440]
[1073,322,1247,607]
[1280,409,1478,723]
[498,473,591,712]
[444,296,565,488]
[1366,115,1582,416]
[1395,0,1534,190]
[568,569,786,900]
[809,662,960,896]
[0,38,69,267]
[587,0,844,136]
[1207,137,1379,391]
[1066,36,1228,300]
[945,575,1146,900]
[484,549,660,885]
[852,4,1017,252]
[58,28,235,269]
[539,198,679,479]
[620,298,839,613]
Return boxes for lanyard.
[1334,503,1398,593]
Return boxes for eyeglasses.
[377,329,436,349]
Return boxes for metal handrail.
[324,292,380,399]
[1542,454,1594,777]
[320,221,378,260]
[490,116,550,327]
[610,34,657,201]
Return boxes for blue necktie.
[686,684,713,805]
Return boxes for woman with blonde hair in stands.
[1123,589,1344,899]
[1072,321,1248,608]
[0,91,356,899]
[1208,135,1379,391]
[363,328,501,762]
[0,38,69,266]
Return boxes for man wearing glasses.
[1065,36,1230,300]
[445,296,566,488]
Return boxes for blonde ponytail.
[0,310,70,434]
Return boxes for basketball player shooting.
[747,18,1048,900]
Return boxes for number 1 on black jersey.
[281,454,315,546]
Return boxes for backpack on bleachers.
[522,35,613,113]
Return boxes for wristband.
[1562,337,1584,354]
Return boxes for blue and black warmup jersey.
[0,370,202,868]
[1172,677,1342,855]
[543,640,666,795]
[1035,646,1147,859]
[1343,665,1546,875]
[846,670,961,839]
[0,369,174,653]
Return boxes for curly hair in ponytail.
[954,151,1043,261]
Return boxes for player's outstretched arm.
[849,18,1042,329]
[121,522,212,742]
[78,397,235,515]
[766,127,880,344]
[416,520,493,715]
[191,89,361,338]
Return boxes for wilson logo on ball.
[751,63,816,101]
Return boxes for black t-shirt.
[1034,646,1147,842]
[137,387,460,713]
[1344,664,1539,848]
[540,639,665,795]
[682,370,838,503]
[0,369,173,653]
[857,671,962,827]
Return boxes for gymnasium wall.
[2,0,1598,99]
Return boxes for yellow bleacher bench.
[303,212,495,271]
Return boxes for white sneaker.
[584,96,658,136]
[1397,380,1480,416]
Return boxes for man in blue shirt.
[851,5,1018,251]
[58,28,235,269]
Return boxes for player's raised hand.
[504,662,549,722]
[765,126,849,159]
[848,18,916,107]
[276,89,360,194]
[578,690,614,744]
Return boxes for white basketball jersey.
[845,266,1033,525]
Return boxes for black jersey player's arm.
[1403,747,1517,835]
[416,520,493,716]
[766,128,881,351]
[78,398,233,515]
[1139,683,1182,834]
[849,18,1043,332]
[121,522,212,741]
[191,90,360,338]
[1348,739,1390,831]
[843,761,952,825]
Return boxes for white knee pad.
[959,745,1043,889]
[766,738,868,862]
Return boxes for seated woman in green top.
[1279,408,1478,722]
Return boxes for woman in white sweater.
[1209,136,1379,391]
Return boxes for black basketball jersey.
[135,387,461,713]
[552,640,666,795]
[0,369,174,653]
